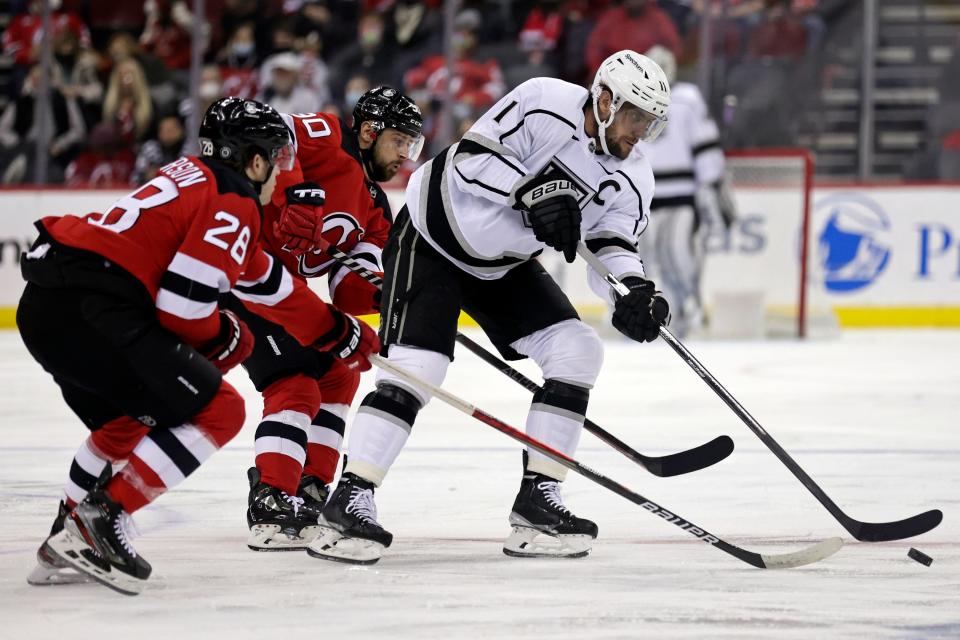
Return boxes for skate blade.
[26,541,94,586]
[502,526,592,559]
[247,524,321,551]
[46,523,145,596]
[305,527,385,565]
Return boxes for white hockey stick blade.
[758,537,844,569]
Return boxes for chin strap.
[591,93,616,156]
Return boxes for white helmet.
[644,45,677,85]
[591,49,671,154]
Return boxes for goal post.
[701,147,842,339]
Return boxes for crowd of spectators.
[0,0,830,187]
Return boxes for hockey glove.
[313,307,380,372]
[611,276,670,343]
[275,181,327,255]
[513,175,582,263]
[202,309,254,373]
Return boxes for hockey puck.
[908,547,933,567]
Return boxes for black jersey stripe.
[651,194,696,209]
[454,167,511,197]
[147,428,201,477]
[655,170,696,181]
[255,420,309,448]
[693,140,722,155]
[312,408,346,435]
[424,147,537,269]
[68,459,101,490]
[158,271,220,303]
[498,109,577,144]
[234,255,284,296]
[493,100,519,123]
[456,137,525,176]
[586,236,638,254]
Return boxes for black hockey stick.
[578,243,943,542]
[371,354,842,569]
[321,242,733,477]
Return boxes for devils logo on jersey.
[297,212,365,276]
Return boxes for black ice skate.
[45,488,151,596]
[503,473,598,558]
[246,468,325,551]
[307,472,392,565]
[27,500,94,586]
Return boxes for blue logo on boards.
[814,193,891,292]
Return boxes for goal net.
[702,148,838,339]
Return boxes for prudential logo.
[813,193,892,292]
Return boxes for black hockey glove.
[513,175,582,263]
[612,276,670,343]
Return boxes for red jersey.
[264,112,391,315]
[40,155,336,348]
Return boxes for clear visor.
[270,142,296,171]
[620,106,668,142]
[384,130,424,162]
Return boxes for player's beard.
[604,130,634,160]
[364,140,400,182]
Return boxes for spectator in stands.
[508,2,562,90]
[140,0,194,73]
[294,0,361,59]
[297,31,333,108]
[218,22,261,99]
[257,51,317,114]
[586,0,682,73]
[52,24,103,128]
[84,1,145,50]
[0,63,85,184]
[343,74,372,114]
[107,32,172,93]
[102,58,155,143]
[2,0,91,69]
[180,65,227,125]
[746,0,809,61]
[65,121,135,187]
[133,114,186,183]
[403,9,505,122]
[389,0,443,88]
[328,12,397,102]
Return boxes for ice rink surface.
[1,328,957,639]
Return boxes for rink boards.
[0,184,958,328]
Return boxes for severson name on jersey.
[37,154,340,348]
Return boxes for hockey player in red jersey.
[230,86,424,551]
[18,97,379,594]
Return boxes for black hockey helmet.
[351,86,424,160]
[199,97,295,173]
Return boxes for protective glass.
[621,106,668,142]
[384,130,424,162]
[271,141,296,171]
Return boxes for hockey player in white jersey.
[308,50,671,564]
[636,46,736,337]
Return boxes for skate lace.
[283,494,305,516]
[537,481,572,515]
[113,512,141,558]
[345,487,377,524]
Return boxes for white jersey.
[637,82,724,209]
[404,77,653,301]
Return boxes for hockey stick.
[577,243,943,542]
[321,242,733,477]
[370,353,842,569]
